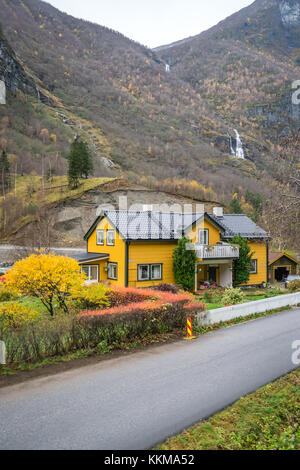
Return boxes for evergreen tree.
[173,237,196,291]
[245,190,263,222]
[232,235,253,287]
[68,138,93,188]
[68,138,82,189]
[229,197,243,214]
[79,140,93,179]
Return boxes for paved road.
[0,309,299,450]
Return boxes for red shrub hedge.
[81,289,196,318]
[106,286,157,307]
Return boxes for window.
[82,265,99,282]
[198,229,209,245]
[138,264,163,281]
[106,230,115,246]
[108,263,118,280]
[138,265,150,281]
[151,264,162,280]
[250,259,258,274]
[96,229,104,245]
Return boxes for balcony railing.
[195,244,239,260]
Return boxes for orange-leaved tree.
[6,253,86,316]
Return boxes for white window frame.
[198,229,209,245]
[96,229,104,246]
[250,259,258,274]
[138,264,163,281]
[108,262,118,280]
[82,265,99,283]
[106,230,115,246]
[151,264,162,281]
[138,264,150,281]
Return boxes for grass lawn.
[197,289,286,311]
[1,296,59,316]
[157,369,300,450]
[206,303,223,310]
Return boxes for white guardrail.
[197,292,300,326]
[195,244,239,260]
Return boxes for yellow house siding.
[87,218,126,286]
[244,241,268,285]
[128,241,177,288]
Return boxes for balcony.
[195,244,239,260]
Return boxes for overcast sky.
[46,0,254,48]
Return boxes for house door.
[209,267,217,283]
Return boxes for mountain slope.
[0,0,264,189]
[156,0,300,144]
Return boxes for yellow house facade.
[74,209,270,290]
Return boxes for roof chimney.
[213,207,223,217]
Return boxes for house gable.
[87,215,126,286]
[269,253,299,267]
[185,215,222,245]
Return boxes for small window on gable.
[96,230,104,245]
[107,230,115,246]
[198,229,209,245]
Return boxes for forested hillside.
[0,0,299,249]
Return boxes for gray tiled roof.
[103,211,210,240]
[70,252,109,263]
[84,211,269,241]
[209,214,269,239]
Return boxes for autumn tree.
[264,131,300,250]
[6,253,86,316]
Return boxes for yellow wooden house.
[73,208,270,291]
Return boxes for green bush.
[287,279,300,293]
[203,291,213,303]
[222,288,245,306]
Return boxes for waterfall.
[229,129,245,159]
[234,130,245,159]
[165,64,170,72]
[229,135,235,157]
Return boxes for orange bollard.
[184,317,197,340]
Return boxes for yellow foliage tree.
[6,253,86,316]
[0,303,40,330]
